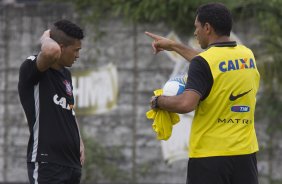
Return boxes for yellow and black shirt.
[185,42,260,158]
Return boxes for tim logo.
[219,58,256,72]
[231,106,250,112]
[63,80,72,96]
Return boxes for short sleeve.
[18,55,43,86]
[185,56,213,100]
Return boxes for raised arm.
[36,30,61,72]
[145,31,200,62]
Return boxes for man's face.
[59,39,82,67]
[194,16,209,49]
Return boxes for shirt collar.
[207,41,237,49]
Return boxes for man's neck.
[51,62,63,70]
[209,36,231,45]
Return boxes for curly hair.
[50,19,84,46]
[196,3,232,36]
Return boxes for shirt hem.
[189,149,259,158]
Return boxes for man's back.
[190,43,260,158]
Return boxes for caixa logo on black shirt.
[53,94,74,111]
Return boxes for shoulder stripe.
[27,56,36,61]
[31,83,40,162]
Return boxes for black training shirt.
[18,55,81,169]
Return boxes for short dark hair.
[196,3,232,36]
[50,19,84,46]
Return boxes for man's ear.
[204,23,213,35]
[59,44,64,51]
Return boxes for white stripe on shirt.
[31,84,40,161]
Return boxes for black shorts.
[186,153,258,184]
[27,162,81,184]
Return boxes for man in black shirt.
[18,20,85,184]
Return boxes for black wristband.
[152,96,159,109]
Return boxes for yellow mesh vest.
[189,45,260,158]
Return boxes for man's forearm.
[157,95,193,114]
[171,42,200,62]
[156,90,201,114]
[36,30,61,72]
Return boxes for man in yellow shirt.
[146,3,260,184]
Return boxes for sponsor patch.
[231,106,250,112]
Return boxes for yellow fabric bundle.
[146,89,180,140]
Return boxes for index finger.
[145,31,163,40]
[43,29,50,36]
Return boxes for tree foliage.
[50,0,248,35]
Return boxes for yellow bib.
[189,45,260,158]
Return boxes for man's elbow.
[41,43,61,60]
[177,102,196,114]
